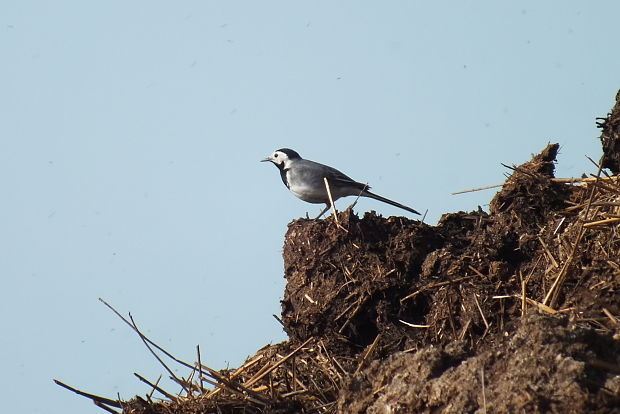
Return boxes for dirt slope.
[114,92,620,414]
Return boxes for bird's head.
[261,148,301,169]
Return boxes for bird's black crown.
[277,148,301,160]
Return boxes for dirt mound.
[271,144,619,413]
[59,91,620,413]
[280,142,614,355]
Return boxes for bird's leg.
[315,204,331,219]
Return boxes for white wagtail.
[262,148,420,218]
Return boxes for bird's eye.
[274,153,278,158]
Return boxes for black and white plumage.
[262,148,420,218]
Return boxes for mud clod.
[338,315,619,414]
[281,211,441,354]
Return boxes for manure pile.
[58,91,620,413]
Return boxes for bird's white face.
[263,150,293,169]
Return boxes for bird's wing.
[318,163,369,191]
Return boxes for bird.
[262,148,420,218]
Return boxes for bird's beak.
[260,157,271,162]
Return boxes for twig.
[99,299,261,402]
[553,217,566,235]
[281,389,308,398]
[468,265,487,279]
[399,320,430,328]
[195,368,269,405]
[323,177,338,220]
[323,177,347,232]
[184,370,196,395]
[147,375,162,400]
[584,217,620,227]
[554,176,619,183]
[338,297,366,333]
[538,237,559,268]
[229,355,264,380]
[544,160,603,307]
[134,373,178,401]
[525,297,558,314]
[126,321,271,408]
[524,255,542,285]
[603,308,619,326]
[53,379,123,409]
[452,183,503,195]
[400,276,473,302]
[93,401,121,414]
[197,345,205,392]
[304,293,317,304]
[195,362,271,403]
[588,179,620,194]
[197,371,268,405]
[355,334,382,374]
[458,319,472,340]
[98,299,195,371]
[317,339,346,379]
[127,313,189,393]
[543,223,586,307]
[492,295,558,314]
[473,294,489,330]
[244,337,314,388]
[205,354,264,399]
[272,314,284,326]
[452,175,620,195]
[334,300,358,322]
[520,271,527,317]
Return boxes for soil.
[109,92,620,413]
[599,89,620,174]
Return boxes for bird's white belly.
[289,184,328,204]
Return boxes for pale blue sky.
[1,2,618,413]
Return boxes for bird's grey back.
[285,159,368,202]
[293,159,364,187]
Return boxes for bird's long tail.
[362,190,421,215]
